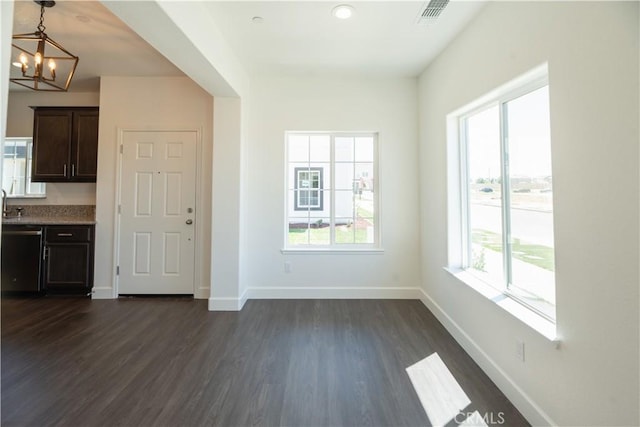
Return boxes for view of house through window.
[2,138,45,197]
[462,84,555,320]
[295,168,323,210]
[286,132,378,247]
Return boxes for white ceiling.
[10,0,185,92]
[9,0,486,93]
[204,1,486,77]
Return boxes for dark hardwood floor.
[1,297,529,427]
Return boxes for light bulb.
[332,5,354,20]
[19,53,28,65]
[48,59,56,79]
[34,52,42,65]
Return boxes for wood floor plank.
[1,297,529,427]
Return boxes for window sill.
[281,248,384,255]
[444,267,559,345]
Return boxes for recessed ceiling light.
[252,16,264,24]
[332,4,354,20]
[76,15,91,23]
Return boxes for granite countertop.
[2,216,96,225]
[2,205,96,226]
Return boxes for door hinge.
[120,144,123,154]
[118,205,121,214]
[116,266,120,275]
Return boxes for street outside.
[470,200,556,307]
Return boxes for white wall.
[418,2,639,426]
[1,0,14,147]
[209,96,244,309]
[104,1,250,309]
[5,91,99,205]
[94,76,213,299]
[244,74,421,298]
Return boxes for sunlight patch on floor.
[406,352,472,426]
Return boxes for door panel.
[118,131,197,294]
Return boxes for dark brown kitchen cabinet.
[42,225,94,295]
[31,107,99,182]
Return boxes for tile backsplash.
[7,205,95,218]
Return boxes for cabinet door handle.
[43,247,49,260]
[4,230,42,236]
[63,164,67,176]
[57,233,73,237]
[71,164,75,177]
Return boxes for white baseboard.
[91,286,114,299]
[207,286,419,311]
[208,297,242,311]
[208,288,249,311]
[417,288,555,427]
[246,286,422,300]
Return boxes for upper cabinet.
[31,107,99,182]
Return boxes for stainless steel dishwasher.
[1,225,44,292]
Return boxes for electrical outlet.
[284,261,292,273]
[515,339,525,362]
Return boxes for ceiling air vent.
[417,0,450,24]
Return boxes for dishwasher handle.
[3,230,42,236]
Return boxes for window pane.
[309,135,330,162]
[289,163,307,190]
[2,138,44,197]
[335,190,354,219]
[309,217,330,245]
[335,163,354,190]
[354,163,374,185]
[505,86,555,309]
[355,137,374,162]
[466,106,504,284]
[355,191,375,244]
[335,218,354,243]
[309,162,330,189]
[335,137,354,161]
[288,223,309,245]
[289,135,309,162]
[289,189,309,216]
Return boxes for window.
[295,167,323,210]
[2,138,45,198]
[286,132,378,248]
[456,70,555,321]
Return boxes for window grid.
[286,132,378,248]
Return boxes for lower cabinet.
[43,225,94,295]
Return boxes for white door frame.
[113,127,203,297]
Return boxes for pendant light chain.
[37,4,46,33]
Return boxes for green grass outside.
[356,204,373,219]
[289,224,370,245]
[472,229,555,271]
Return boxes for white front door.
[118,130,197,295]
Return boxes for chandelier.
[10,0,78,91]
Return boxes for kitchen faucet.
[2,189,7,217]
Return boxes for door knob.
[186,219,193,225]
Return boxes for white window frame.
[284,131,381,251]
[2,137,46,198]
[446,64,557,339]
